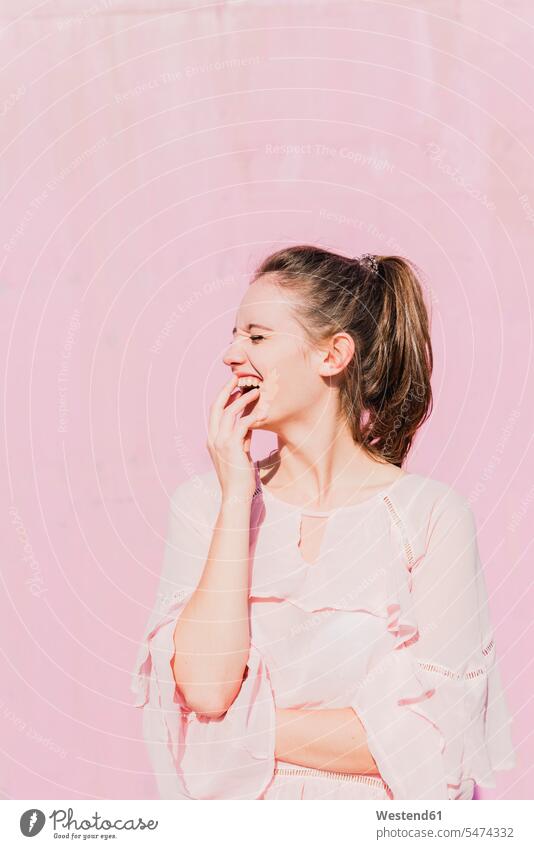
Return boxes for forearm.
[275,707,380,776]
[172,498,252,716]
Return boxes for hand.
[206,375,269,503]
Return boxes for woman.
[132,246,517,800]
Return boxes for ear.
[315,332,355,378]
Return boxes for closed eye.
[250,335,264,343]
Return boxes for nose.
[222,338,247,369]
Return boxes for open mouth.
[236,378,262,395]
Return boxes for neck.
[268,425,393,505]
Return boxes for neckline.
[254,459,411,516]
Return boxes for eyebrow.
[232,323,273,336]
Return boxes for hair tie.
[357,253,379,274]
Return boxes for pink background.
[0,0,532,799]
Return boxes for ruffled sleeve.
[349,486,517,800]
[131,478,277,799]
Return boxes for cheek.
[259,366,280,404]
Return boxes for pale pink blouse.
[131,461,517,800]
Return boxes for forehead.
[234,275,298,330]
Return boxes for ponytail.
[354,255,433,466]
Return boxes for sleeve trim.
[383,494,416,570]
[417,636,495,681]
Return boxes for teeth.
[237,377,261,391]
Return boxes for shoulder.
[396,471,471,515]
[390,471,476,551]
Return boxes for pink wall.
[0,0,531,799]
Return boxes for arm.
[275,707,380,776]
[172,497,252,719]
[131,480,277,800]
[347,489,517,799]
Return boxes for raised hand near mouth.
[207,375,269,503]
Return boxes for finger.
[208,375,238,440]
[236,404,269,434]
[225,387,261,415]
[218,388,261,438]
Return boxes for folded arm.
[275,706,380,776]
